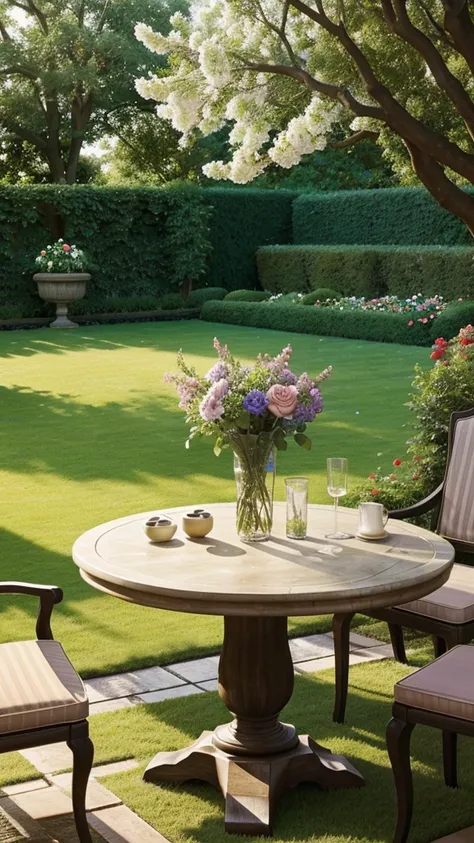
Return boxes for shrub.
[0,304,26,319]
[203,188,296,291]
[345,458,424,513]
[268,292,304,305]
[186,287,227,307]
[257,244,474,300]
[70,296,162,315]
[292,188,472,246]
[224,289,271,301]
[160,293,186,310]
[302,288,341,305]
[430,301,474,341]
[201,300,433,346]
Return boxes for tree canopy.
[135,1,474,236]
[0,0,186,183]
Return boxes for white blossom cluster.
[134,0,343,183]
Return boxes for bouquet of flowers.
[34,239,88,273]
[165,338,331,540]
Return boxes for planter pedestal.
[33,273,90,328]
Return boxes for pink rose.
[62,244,71,252]
[40,250,46,256]
[266,384,298,418]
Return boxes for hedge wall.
[292,188,472,246]
[257,244,474,299]
[201,299,474,346]
[203,188,297,290]
[0,184,213,317]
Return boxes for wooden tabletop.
[73,503,454,616]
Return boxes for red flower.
[62,244,71,252]
[434,337,448,347]
[430,349,445,360]
[412,473,419,480]
[368,473,376,480]
[370,489,379,496]
[393,458,402,466]
[422,317,428,324]
[408,320,414,326]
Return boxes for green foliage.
[224,289,271,301]
[69,296,162,315]
[186,287,228,307]
[34,239,88,273]
[255,140,398,192]
[302,288,341,304]
[257,244,474,299]
[0,185,212,316]
[160,293,186,311]
[431,302,474,342]
[345,458,424,513]
[201,300,434,346]
[292,189,472,247]
[203,188,297,290]
[0,0,187,183]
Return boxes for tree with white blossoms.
[135,0,474,238]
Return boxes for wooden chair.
[0,582,93,842]
[333,407,474,724]
[386,644,474,843]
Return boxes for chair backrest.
[437,408,474,553]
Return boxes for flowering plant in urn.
[165,339,331,541]
[35,239,88,272]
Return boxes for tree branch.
[289,0,474,186]
[0,117,48,149]
[0,20,11,41]
[242,62,384,117]
[381,0,474,139]
[442,1,474,75]
[10,0,48,34]
[330,129,379,148]
[97,0,110,33]
[0,65,38,80]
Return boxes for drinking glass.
[326,457,353,539]
[285,477,309,539]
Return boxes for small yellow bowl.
[182,511,213,538]
[143,518,177,543]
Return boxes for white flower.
[47,261,53,270]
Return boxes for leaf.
[294,433,312,450]
[214,437,223,457]
[236,410,250,429]
[274,436,288,451]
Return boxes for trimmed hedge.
[203,188,297,291]
[201,299,474,346]
[257,244,474,299]
[186,286,227,307]
[301,288,341,304]
[224,289,271,301]
[292,188,472,246]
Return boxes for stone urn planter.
[33,272,90,328]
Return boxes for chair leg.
[332,613,354,724]
[433,636,448,659]
[442,730,458,788]
[388,624,407,664]
[386,716,415,843]
[68,721,94,843]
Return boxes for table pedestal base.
[143,729,364,836]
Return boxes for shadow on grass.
[96,667,474,843]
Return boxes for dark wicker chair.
[333,407,474,724]
[0,582,93,842]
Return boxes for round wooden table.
[73,503,454,837]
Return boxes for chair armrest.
[389,482,444,521]
[0,582,63,640]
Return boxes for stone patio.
[0,630,460,842]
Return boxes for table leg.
[144,616,363,836]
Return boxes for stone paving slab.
[196,679,219,691]
[0,797,53,841]
[47,775,121,811]
[135,684,203,704]
[289,634,335,663]
[5,788,73,820]
[166,655,220,683]
[89,697,138,716]
[89,804,171,843]
[431,830,474,842]
[90,760,139,779]
[1,781,49,798]
[20,744,72,776]
[85,666,185,704]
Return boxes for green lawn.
[0,321,428,677]
[88,658,474,842]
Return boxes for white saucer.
[356,530,389,542]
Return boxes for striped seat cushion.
[397,563,474,623]
[0,640,88,735]
[395,645,474,720]
[438,415,474,544]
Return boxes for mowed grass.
[84,659,474,842]
[0,321,428,677]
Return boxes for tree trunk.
[46,149,66,183]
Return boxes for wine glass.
[326,458,353,539]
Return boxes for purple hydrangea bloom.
[293,389,323,423]
[280,368,298,385]
[205,361,228,382]
[243,389,269,415]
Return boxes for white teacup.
[358,502,389,537]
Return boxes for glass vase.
[232,433,276,542]
[285,477,309,539]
